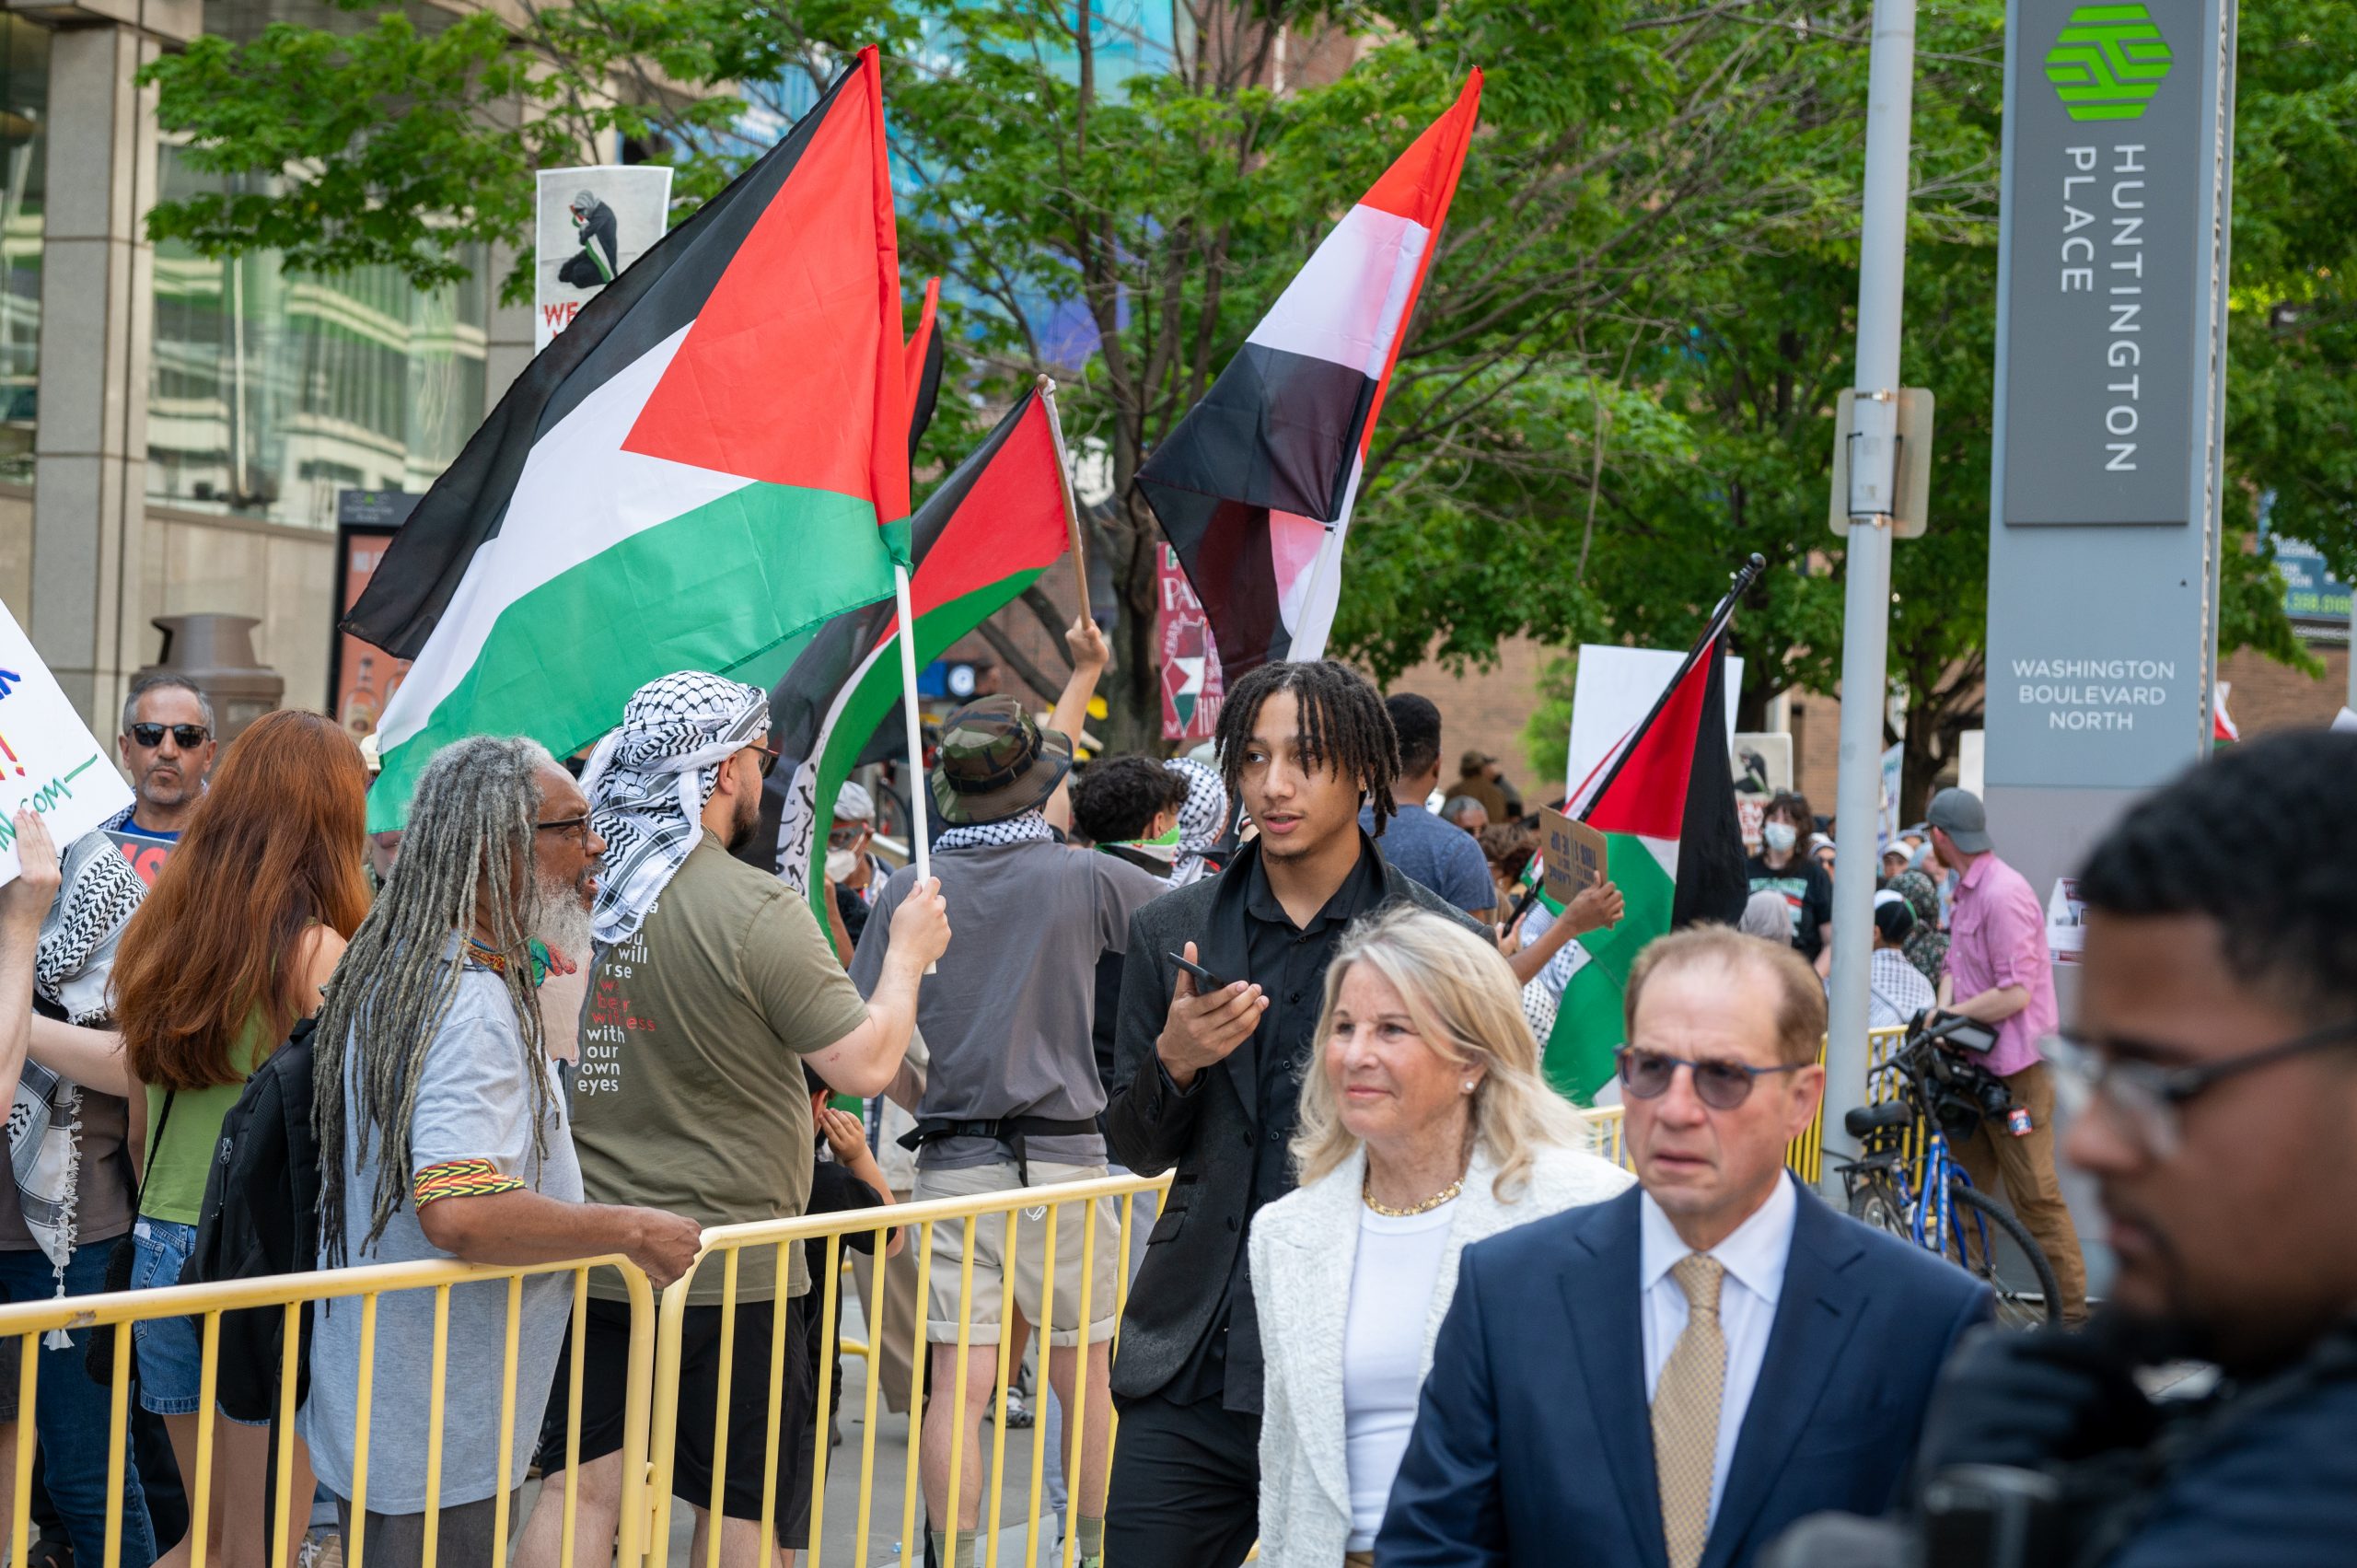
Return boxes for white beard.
[528,867,596,966]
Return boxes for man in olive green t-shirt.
[518,673,948,1568]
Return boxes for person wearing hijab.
[527,671,949,1568]
[1886,868,1950,994]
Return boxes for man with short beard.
[308,735,705,1568]
[521,672,949,1568]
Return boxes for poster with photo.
[535,166,674,352]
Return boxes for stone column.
[17,0,197,724]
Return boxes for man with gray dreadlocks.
[307,735,703,1568]
[521,671,947,1568]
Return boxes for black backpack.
[186,1015,322,1424]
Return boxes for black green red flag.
[343,49,911,828]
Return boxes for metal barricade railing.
[641,1171,1169,1568]
[0,1252,656,1568]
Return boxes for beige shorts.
[912,1161,1121,1347]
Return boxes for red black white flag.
[1135,71,1482,677]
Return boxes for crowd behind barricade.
[0,649,2351,1568]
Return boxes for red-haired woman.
[113,709,371,1568]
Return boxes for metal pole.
[1820,0,1918,1196]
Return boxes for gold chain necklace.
[1363,1173,1465,1217]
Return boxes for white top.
[1340,1197,1459,1550]
[1639,1174,1799,1532]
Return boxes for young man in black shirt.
[1103,661,1484,1568]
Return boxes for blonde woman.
[1248,904,1632,1566]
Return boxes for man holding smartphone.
[1104,659,1487,1568]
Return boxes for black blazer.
[1377,1178,1993,1568]
[1104,846,1480,1400]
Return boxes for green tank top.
[141,1013,269,1227]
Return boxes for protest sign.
[1539,807,1608,909]
[109,830,177,888]
[0,599,134,884]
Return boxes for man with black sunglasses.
[106,673,218,842]
[1383,925,1990,1568]
[1892,730,2357,1568]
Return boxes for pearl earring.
[1461,1080,1476,1094]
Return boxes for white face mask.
[825,847,860,881]
[1761,821,1799,854]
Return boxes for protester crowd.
[0,649,2350,1568]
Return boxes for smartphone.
[1168,951,1230,991]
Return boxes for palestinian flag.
[344,50,911,829]
[906,275,945,460]
[1543,633,1750,1099]
[1136,70,1481,678]
[747,387,1072,937]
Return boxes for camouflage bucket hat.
[930,695,1074,826]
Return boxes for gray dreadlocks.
[314,735,556,1263]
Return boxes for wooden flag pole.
[1036,375,1092,622]
[893,559,935,972]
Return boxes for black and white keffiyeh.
[15,829,148,1333]
[932,809,1056,853]
[1164,758,1228,888]
[580,671,770,947]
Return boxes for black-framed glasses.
[827,826,867,850]
[747,743,781,779]
[129,723,209,749]
[1617,1046,1809,1111]
[534,814,592,842]
[2043,1016,2357,1160]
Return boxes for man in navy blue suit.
[1379,925,1991,1568]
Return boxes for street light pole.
[1820,0,1919,1195]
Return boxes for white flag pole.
[894,558,935,972]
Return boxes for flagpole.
[894,560,935,972]
[1036,376,1092,622]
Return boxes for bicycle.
[1835,1013,2064,1329]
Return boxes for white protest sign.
[535,166,673,353]
[1564,645,1744,800]
[0,599,134,885]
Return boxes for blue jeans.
[0,1241,161,1568]
[129,1218,205,1415]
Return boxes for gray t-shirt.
[307,965,582,1514]
[848,841,1166,1169]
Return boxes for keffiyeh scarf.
[17,830,148,1332]
[1164,758,1228,888]
[933,810,1057,853]
[581,672,771,947]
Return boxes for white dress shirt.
[1639,1173,1799,1530]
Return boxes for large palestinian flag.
[1136,70,1481,678]
[344,50,911,828]
[1543,633,1750,1099]
[745,388,1073,937]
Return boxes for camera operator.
[1769,730,2357,1568]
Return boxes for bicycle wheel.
[1937,1180,2064,1329]
[1846,1173,1910,1240]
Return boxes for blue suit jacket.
[1376,1176,1992,1568]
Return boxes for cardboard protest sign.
[0,599,134,885]
[1539,807,1608,909]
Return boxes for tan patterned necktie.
[1652,1254,1727,1568]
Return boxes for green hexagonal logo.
[2044,4,2174,122]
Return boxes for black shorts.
[534,1293,816,1533]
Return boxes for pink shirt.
[1945,852,2056,1078]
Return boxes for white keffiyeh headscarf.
[580,672,771,947]
[1163,758,1228,888]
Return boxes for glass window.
[0,16,47,485]
[146,145,487,528]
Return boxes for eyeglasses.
[826,826,868,850]
[2043,1016,2357,1160]
[129,723,209,749]
[534,814,592,842]
[1617,1046,1809,1111]
[747,744,781,779]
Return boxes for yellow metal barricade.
[642,1171,1168,1568]
[0,1252,656,1568]
[1581,1105,1629,1169]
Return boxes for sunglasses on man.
[129,723,210,749]
[1616,1045,1810,1111]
